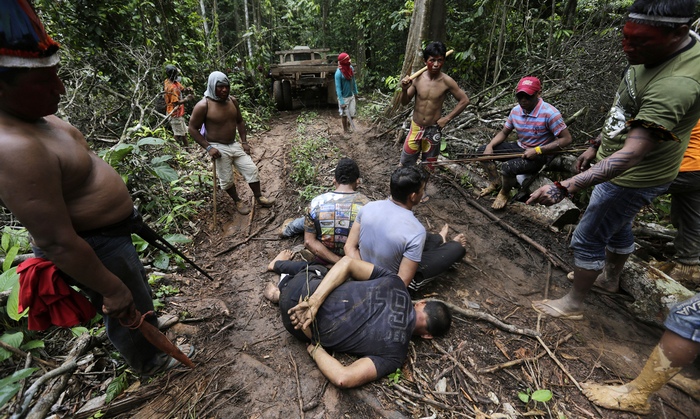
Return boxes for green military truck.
[269,46,338,110]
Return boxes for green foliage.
[0,331,23,362]
[518,388,553,406]
[0,367,38,408]
[638,195,672,226]
[105,372,131,404]
[290,136,331,185]
[387,368,402,385]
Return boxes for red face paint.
[622,21,677,65]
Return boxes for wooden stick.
[428,299,540,338]
[214,211,277,256]
[431,341,479,384]
[408,49,454,80]
[441,175,573,272]
[212,159,218,228]
[289,351,305,419]
[477,332,573,374]
[429,148,588,165]
[0,340,56,368]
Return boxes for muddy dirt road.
[127,108,699,419]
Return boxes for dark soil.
[86,108,700,418]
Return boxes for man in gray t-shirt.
[345,166,466,291]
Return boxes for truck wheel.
[273,80,285,110]
[282,80,293,110]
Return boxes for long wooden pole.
[428,147,588,165]
[212,159,218,227]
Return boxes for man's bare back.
[0,113,133,233]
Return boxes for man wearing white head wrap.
[189,71,275,214]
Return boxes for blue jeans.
[668,171,700,265]
[570,181,670,270]
[34,235,161,372]
[664,293,700,343]
[282,216,305,238]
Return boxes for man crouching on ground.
[264,250,452,388]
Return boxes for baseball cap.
[516,77,541,95]
[0,0,60,68]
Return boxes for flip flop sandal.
[532,299,584,320]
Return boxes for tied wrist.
[588,138,601,149]
[535,146,543,155]
[553,181,571,198]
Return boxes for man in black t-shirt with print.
[264,251,452,388]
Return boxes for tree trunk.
[428,0,446,43]
[562,0,577,29]
[387,0,432,117]
[492,0,510,85]
[199,0,209,38]
[242,0,253,59]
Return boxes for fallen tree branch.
[0,341,57,369]
[12,332,92,419]
[536,335,604,418]
[426,299,540,338]
[289,351,305,419]
[478,332,573,374]
[215,211,277,256]
[431,341,478,384]
[440,175,572,272]
[391,384,457,412]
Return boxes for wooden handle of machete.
[212,159,217,227]
[408,49,454,80]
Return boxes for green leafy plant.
[0,367,38,408]
[518,388,553,408]
[387,368,402,385]
[105,372,131,404]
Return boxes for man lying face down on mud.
[263,250,452,388]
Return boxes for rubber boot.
[479,163,501,197]
[581,345,681,414]
[226,186,250,215]
[595,250,630,293]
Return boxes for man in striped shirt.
[477,76,572,209]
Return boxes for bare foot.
[479,183,500,197]
[491,191,509,210]
[452,233,467,248]
[267,249,293,272]
[581,382,651,415]
[531,297,583,320]
[263,282,280,303]
[439,224,449,243]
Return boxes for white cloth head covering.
[204,71,230,101]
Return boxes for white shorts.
[210,142,260,190]
[169,116,187,136]
[338,95,356,117]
